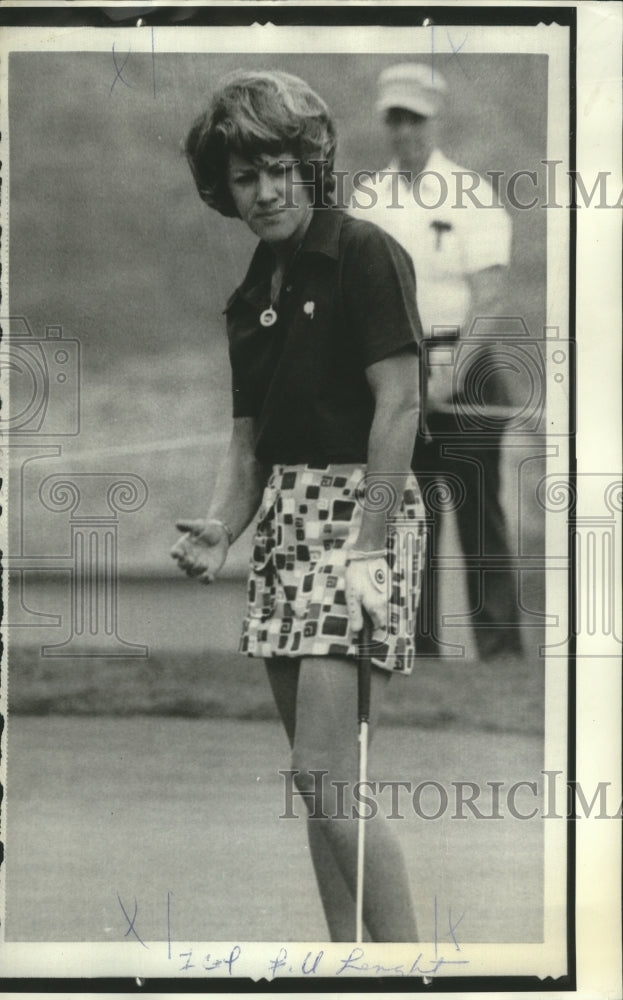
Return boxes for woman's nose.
[256,170,279,203]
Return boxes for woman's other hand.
[170,519,230,584]
[344,554,389,635]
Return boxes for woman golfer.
[172,69,426,943]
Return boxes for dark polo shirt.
[224,208,422,465]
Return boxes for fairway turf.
[8,579,544,735]
[4,716,543,944]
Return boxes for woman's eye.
[270,163,293,179]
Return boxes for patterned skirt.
[240,464,426,674]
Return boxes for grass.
[7,646,544,736]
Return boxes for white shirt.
[351,149,512,337]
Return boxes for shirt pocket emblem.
[430,220,452,251]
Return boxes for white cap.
[377,63,447,118]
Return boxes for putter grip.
[357,616,374,724]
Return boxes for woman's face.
[227,150,313,247]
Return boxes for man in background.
[354,62,523,660]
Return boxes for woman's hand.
[344,553,389,634]
[170,519,230,584]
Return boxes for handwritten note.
[117,891,469,979]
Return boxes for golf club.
[355,613,374,943]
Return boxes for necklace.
[259,305,278,328]
[258,238,305,329]
[259,268,284,328]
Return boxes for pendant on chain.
[260,307,278,327]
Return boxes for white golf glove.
[344,550,389,634]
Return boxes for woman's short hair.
[185,69,337,217]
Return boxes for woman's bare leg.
[265,658,363,941]
[292,655,419,943]
[265,654,419,942]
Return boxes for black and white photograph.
[0,2,620,994]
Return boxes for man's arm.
[426,264,508,409]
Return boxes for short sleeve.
[229,358,258,418]
[225,294,263,419]
[341,220,423,368]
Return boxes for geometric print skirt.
[240,463,426,674]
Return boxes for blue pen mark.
[447,906,465,951]
[446,29,469,77]
[151,26,157,98]
[202,945,241,975]
[117,892,148,949]
[302,950,324,974]
[268,946,289,978]
[110,43,132,95]
[335,946,469,978]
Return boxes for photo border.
[0,2,620,997]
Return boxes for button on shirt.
[354,149,512,336]
[224,208,423,466]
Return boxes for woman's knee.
[291,745,330,794]
[291,736,358,808]
[289,748,346,820]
